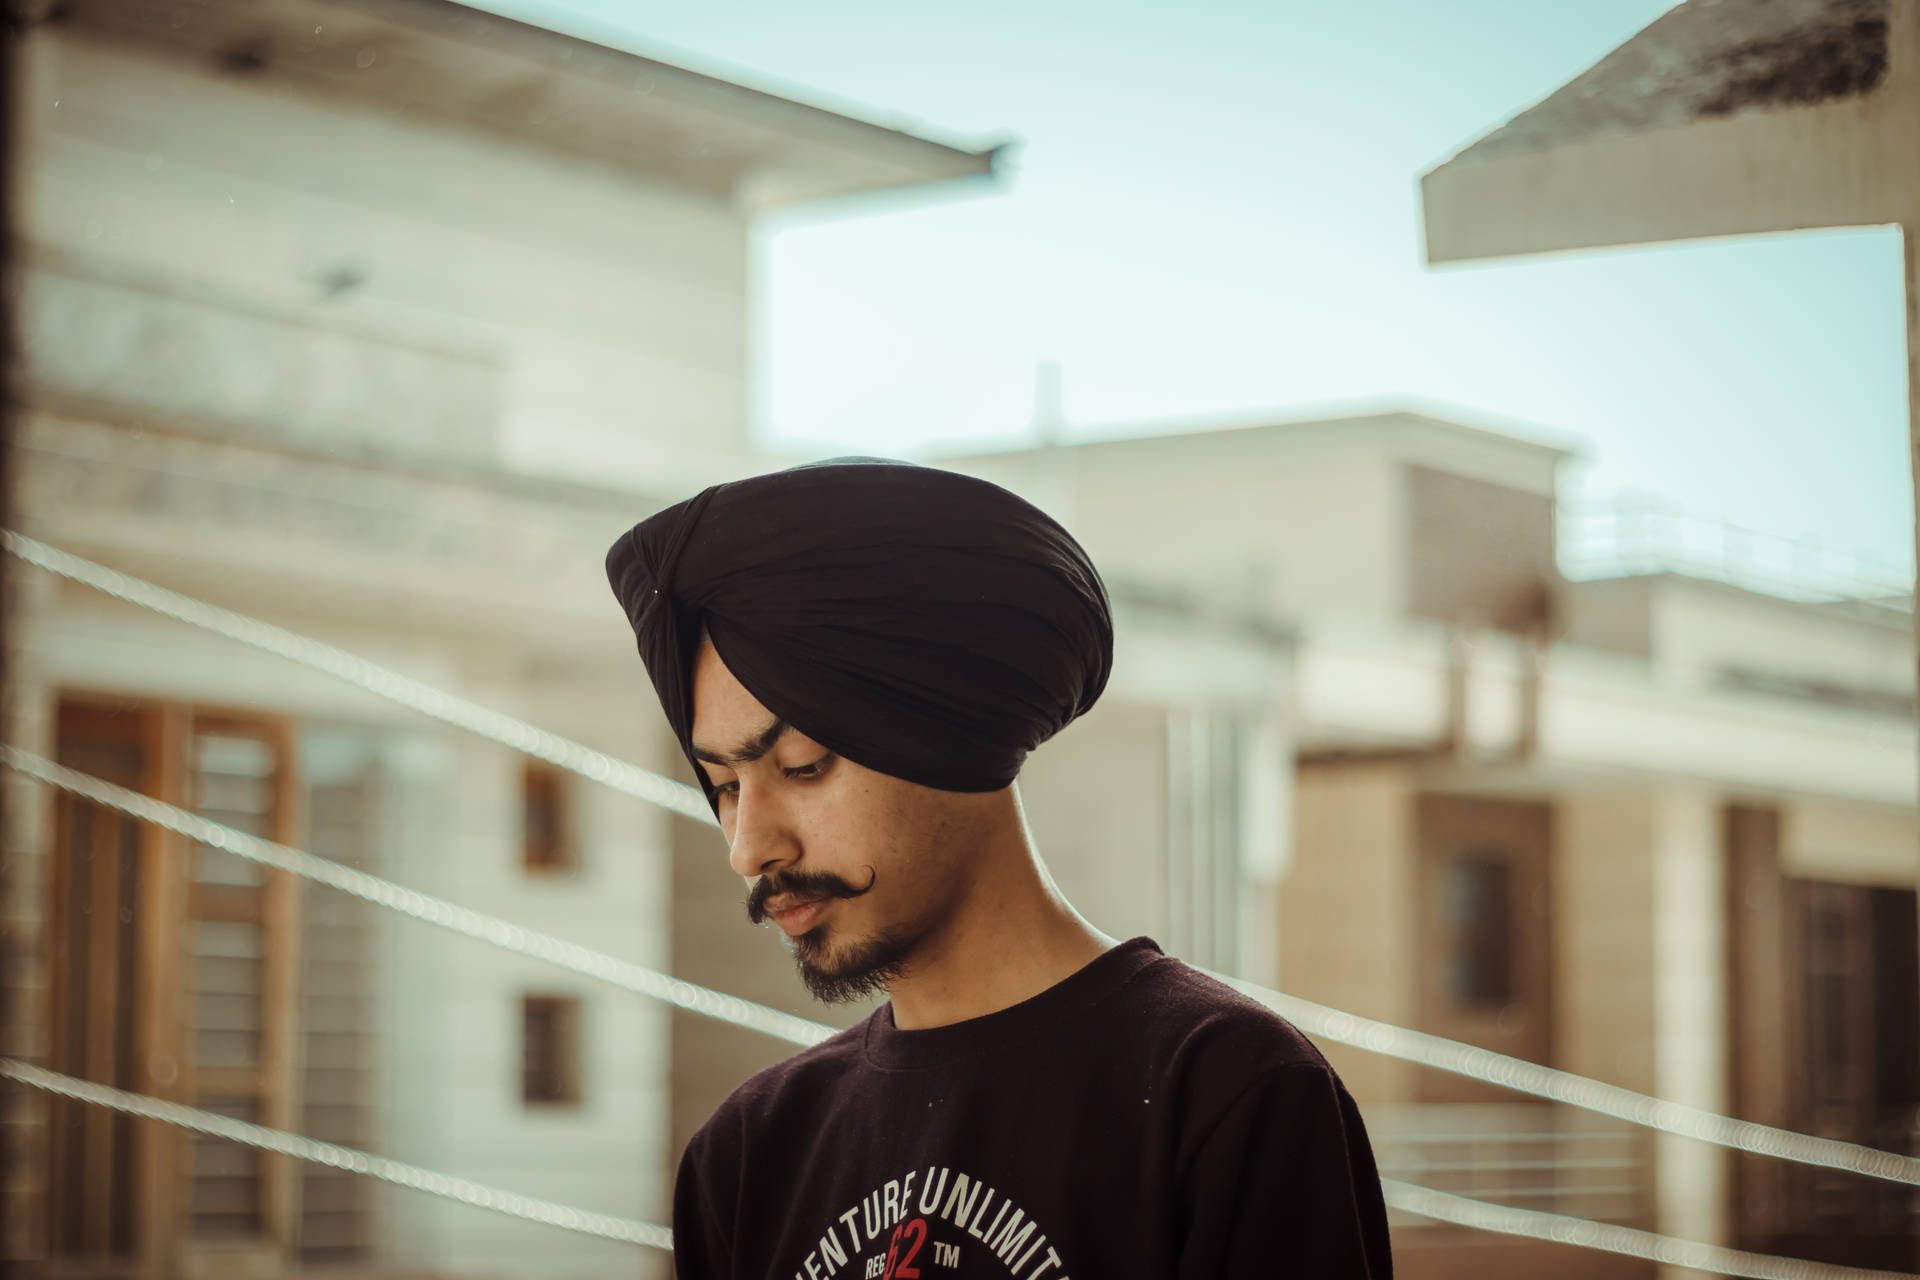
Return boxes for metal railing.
[1371,1103,1648,1230]
[1560,495,1913,613]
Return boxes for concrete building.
[950,409,1917,1277]
[1420,0,1920,1270]
[7,1,1913,1278]
[0,1,992,1277]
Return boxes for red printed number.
[882,1217,927,1279]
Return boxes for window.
[184,719,295,1244]
[1441,852,1515,1007]
[1414,795,1550,1104]
[521,994,582,1107]
[521,761,575,874]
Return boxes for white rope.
[13,736,1917,1201]
[1,747,834,1050]
[7,534,1918,1191]
[4,1058,1909,1280]
[1,530,715,825]
[7,769,1914,1279]
[1381,1179,1917,1280]
[0,1060,673,1251]
[1210,971,1920,1188]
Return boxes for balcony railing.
[1369,1103,1649,1230]
[1560,495,1913,614]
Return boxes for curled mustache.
[746,867,878,925]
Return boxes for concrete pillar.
[1280,763,1417,1105]
[1,563,59,1265]
[1904,223,1920,809]
[1235,711,1292,987]
[1649,783,1730,1279]
[1901,224,1920,1058]
[1556,792,1657,1094]
[1557,785,1727,1279]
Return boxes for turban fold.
[605,457,1112,813]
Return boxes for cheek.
[809,785,911,879]
[878,796,973,891]
[804,773,970,886]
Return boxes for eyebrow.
[690,717,792,769]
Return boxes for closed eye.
[784,753,835,781]
[710,753,833,797]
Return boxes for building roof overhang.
[1420,0,1904,264]
[31,0,1002,212]
[940,404,1579,466]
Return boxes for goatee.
[745,866,905,1004]
[792,927,914,1004]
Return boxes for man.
[608,457,1392,1279]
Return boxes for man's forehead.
[689,641,798,764]
[690,639,763,724]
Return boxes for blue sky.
[484,0,1913,580]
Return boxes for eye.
[783,753,834,781]
[711,779,738,797]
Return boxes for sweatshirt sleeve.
[1176,1063,1395,1278]
[671,1124,734,1280]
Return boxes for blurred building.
[1416,0,1920,1272]
[936,411,1918,1277]
[7,4,1916,1280]
[0,1,991,1277]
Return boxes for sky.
[481,0,1913,581]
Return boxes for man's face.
[689,640,987,1003]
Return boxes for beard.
[745,866,919,1005]
[791,924,916,1004]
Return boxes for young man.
[608,458,1393,1279]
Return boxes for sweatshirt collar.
[862,936,1164,1070]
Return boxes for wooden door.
[45,698,302,1280]
[47,700,156,1269]
[1781,880,1920,1266]
[1727,804,1920,1268]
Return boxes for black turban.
[605,457,1112,814]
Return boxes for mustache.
[746,867,878,925]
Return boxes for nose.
[725,779,799,880]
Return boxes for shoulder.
[1101,950,1357,1142]
[1119,951,1333,1076]
[1112,957,1376,1175]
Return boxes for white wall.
[955,413,1563,631]
[1650,577,1915,698]
[1781,798,1920,887]
[379,730,673,1280]
[1017,697,1170,946]
[956,425,1405,622]
[18,35,752,471]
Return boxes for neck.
[884,834,1116,1031]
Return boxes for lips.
[769,897,830,937]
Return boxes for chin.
[793,924,914,1006]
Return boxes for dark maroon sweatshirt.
[671,937,1394,1279]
